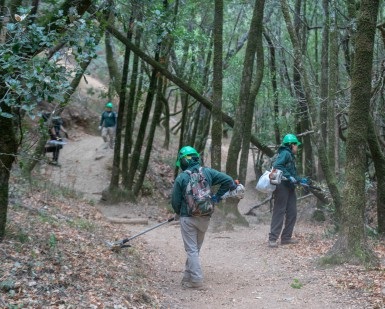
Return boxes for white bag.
[256,170,276,193]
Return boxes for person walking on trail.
[42,113,68,166]
[268,133,307,248]
[98,102,117,149]
[171,146,237,290]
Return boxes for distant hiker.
[98,102,117,149]
[42,113,68,166]
[268,134,307,248]
[171,146,237,290]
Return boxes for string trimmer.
[106,217,175,252]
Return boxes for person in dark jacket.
[172,146,236,289]
[268,134,306,248]
[98,102,117,149]
[42,113,68,166]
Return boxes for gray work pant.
[269,183,297,241]
[101,126,115,148]
[180,216,210,283]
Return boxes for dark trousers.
[44,145,62,162]
[269,182,297,241]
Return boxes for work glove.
[230,183,245,199]
[299,178,309,186]
[289,176,297,184]
[174,214,180,221]
[64,132,69,138]
[229,180,238,191]
[98,126,102,130]
[211,194,222,204]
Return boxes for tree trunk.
[134,78,164,196]
[263,31,281,146]
[0,104,17,241]
[122,24,141,186]
[326,0,380,266]
[280,0,342,216]
[367,117,385,235]
[239,0,265,184]
[109,24,132,189]
[107,25,274,158]
[320,0,329,156]
[225,0,264,179]
[211,0,223,171]
[328,0,338,174]
[105,30,122,94]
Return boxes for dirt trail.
[46,132,370,309]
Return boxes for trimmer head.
[105,240,131,252]
[106,217,175,252]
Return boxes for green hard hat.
[176,146,199,167]
[282,134,301,146]
[105,102,113,108]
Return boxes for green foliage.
[67,218,95,232]
[141,180,154,196]
[38,212,58,226]
[5,226,29,243]
[0,279,15,292]
[48,233,57,249]
[1,20,71,113]
[290,278,303,289]
[1,5,100,119]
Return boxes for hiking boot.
[181,277,191,286]
[268,240,278,248]
[49,160,60,167]
[182,281,206,290]
[281,238,299,245]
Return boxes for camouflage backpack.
[184,167,214,217]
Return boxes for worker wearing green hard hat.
[282,133,301,146]
[98,102,117,149]
[268,133,306,248]
[175,145,200,169]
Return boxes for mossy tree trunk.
[367,117,385,235]
[328,0,338,174]
[239,0,265,184]
[263,31,281,146]
[107,25,274,158]
[226,0,264,180]
[109,27,131,189]
[325,0,380,265]
[280,0,342,218]
[211,0,223,171]
[122,11,143,186]
[0,104,17,241]
[124,51,159,194]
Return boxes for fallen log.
[106,217,149,225]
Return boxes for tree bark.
[326,0,380,265]
[238,0,265,184]
[0,104,17,241]
[226,0,265,179]
[328,0,338,174]
[367,117,385,235]
[106,25,274,158]
[280,0,342,217]
[211,0,223,171]
[263,31,281,146]
[110,24,132,189]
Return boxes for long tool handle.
[121,217,175,245]
[281,176,322,191]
